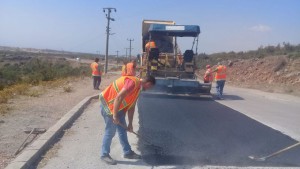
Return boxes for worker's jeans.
[216,80,226,98]
[100,106,132,157]
[93,76,101,89]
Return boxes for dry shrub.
[0,93,9,104]
[63,86,72,93]
[273,57,287,72]
[10,84,29,95]
[284,88,294,93]
[40,79,63,89]
[24,89,42,97]
[0,84,29,103]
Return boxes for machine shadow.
[137,93,300,167]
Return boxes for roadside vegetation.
[195,43,300,68]
[0,53,90,114]
[195,43,300,96]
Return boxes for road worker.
[125,59,137,76]
[203,65,213,83]
[145,39,156,52]
[90,58,102,90]
[212,62,227,99]
[99,75,156,165]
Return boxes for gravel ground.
[0,73,119,169]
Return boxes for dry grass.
[0,77,77,115]
[24,89,43,97]
[0,104,10,115]
[63,86,72,93]
[0,84,29,104]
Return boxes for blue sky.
[0,0,299,55]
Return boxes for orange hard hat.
[206,65,211,68]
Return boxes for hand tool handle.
[117,122,153,145]
[265,141,300,159]
[14,128,36,156]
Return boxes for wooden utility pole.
[127,38,134,60]
[103,7,116,73]
[115,50,119,66]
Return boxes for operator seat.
[148,48,159,61]
[183,50,194,73]
[183,50,194,62]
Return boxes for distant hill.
[0,46,104,59]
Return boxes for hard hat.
[206,65,211,68]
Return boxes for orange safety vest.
[215,65,227,81]
[204,68,213,82]
[90,62,101,76]
[99,76,141,115]
[121,65,127,76]
[145,41,156,51]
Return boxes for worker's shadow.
[136,94,300,167]
[218,94,244,100]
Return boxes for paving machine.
[140,20,211,95]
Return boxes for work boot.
[101,154,117,165]
[124,151,142,159]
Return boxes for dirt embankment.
[201,55,300,96]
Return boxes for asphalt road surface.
[35,85,300,169]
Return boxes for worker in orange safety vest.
[90,58,102,90]
[203,65,213,83]
[145,40,156,52]
[125,59,137,76]
[99,75,156,165]
[212,62,227,100]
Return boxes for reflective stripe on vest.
[215,65,227,81]
[151,60,158,70]
[90,62,101,76]
[99,76,141,115]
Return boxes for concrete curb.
[5,94,99,169]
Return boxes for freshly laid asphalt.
[20,85,300,169]
[137,92,300,167]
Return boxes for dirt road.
[34,84,300,168]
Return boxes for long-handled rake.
[117,122,164,155]
[249,141,300,161]
[14,128,46,156]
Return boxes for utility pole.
[125,48,129,59]
[115,50,119,66]
[103,7,116,74]
[127,38,134,60]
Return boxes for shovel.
[249,141,300,161]
[14,128,46,156]
[117,122,164,155]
